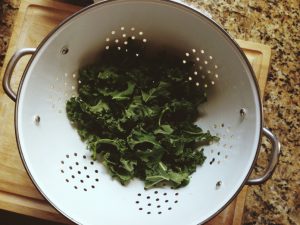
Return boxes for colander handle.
[247,127,281,185]
[2,48,36,102]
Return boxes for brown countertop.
[186,1,299,224]
[189,1,299,224]
[0,0,299,224]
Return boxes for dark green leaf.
[66,47,219,188]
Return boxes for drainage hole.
[147,212,151,214]
[69,166,73,170]
[91,185,95,189]
[168,207,172,210]
[139,208,143,210]
[60,170,64,173]
[74,153,77,156]
[75,162,79,165]
[74,186,78,189]
[147,203,151,206]
[65,179,69,183]
[71,175,75,179]
[80,180,84,183]
[84,188,87,192]
[135,201,139,204]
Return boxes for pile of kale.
[66,41,218,188]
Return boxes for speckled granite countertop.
[0,0,299,224]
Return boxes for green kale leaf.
[66,45,219,188]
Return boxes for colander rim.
[13,0,263,224]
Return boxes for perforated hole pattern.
[182,48,219,91]
[60,152,100,192]
[135,190,180,215]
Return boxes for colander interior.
[16,1,261,225]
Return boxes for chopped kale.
[66,42,219,188]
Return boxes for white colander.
[2,1,280,225]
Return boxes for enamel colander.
[2,0,280,224]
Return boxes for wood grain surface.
[0,0,271,224]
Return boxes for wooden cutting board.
[0,0,271,224]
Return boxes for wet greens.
[66,43,218,188]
